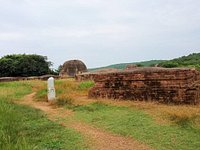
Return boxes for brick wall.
[88,67,200,104]
[75,73,98,81]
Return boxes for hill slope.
[89,60,165,71]
[159,53,200,70]
[89,53,200,71]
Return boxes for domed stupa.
[59,60,87,77]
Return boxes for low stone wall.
[88,67,200,104]
[0,75,60,82]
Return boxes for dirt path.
[18,93,153,150]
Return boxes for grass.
[56,97,74,106]
[37,79,200,150]
[15,104,87,150]
[5,79,200,150]
[72,102,200,150]
[78,81,95,90]
[0,81,32,100]
[0,81,88,150]
[35,79,94,102]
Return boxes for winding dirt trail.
[18,93,153,150]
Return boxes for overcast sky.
[0,0,200,69]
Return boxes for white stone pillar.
[47,77,56,101]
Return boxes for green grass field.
[1,79,200,150]
[35,79,200,150]
[72,102,200,150]
[0,81,88,150]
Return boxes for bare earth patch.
[18,93,153,150]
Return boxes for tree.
[0,54,52,77]
[160,62,179,68]
[159,53,200,70]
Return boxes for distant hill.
[158,53,200,70]
[89,60,165,71]
[89,53,200,71]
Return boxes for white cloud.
[0,32,25,41]
[0,0,200,68]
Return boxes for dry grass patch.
[34,79,94,105]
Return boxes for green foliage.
[136,63,144,67]
[73,102,200,150]
[160,62,179,68]
[89,52,200,71]
[89,60,165,71]
[159,53,200,70]
[0,54,52,77]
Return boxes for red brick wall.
[88,67,200,104]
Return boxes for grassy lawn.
[34,79,200,150]
[0,81,88,150]
[10,79,200,150]
[72,102,200,150]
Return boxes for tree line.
[158,53,200,70]
[0,54,56,77]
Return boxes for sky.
[0,0,200,69]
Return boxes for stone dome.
[59,60,87,77]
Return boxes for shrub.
[159,53,200,69]
[160,62,179,68]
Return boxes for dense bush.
[159,53,200,70]
[159,62,179,68]
[0,54,52,77]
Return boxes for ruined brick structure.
[76,68,120,81]
[88,67,200,104]
[0,75,59,82]
[60,60,87,77]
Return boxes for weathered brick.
[84,67,200,104]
